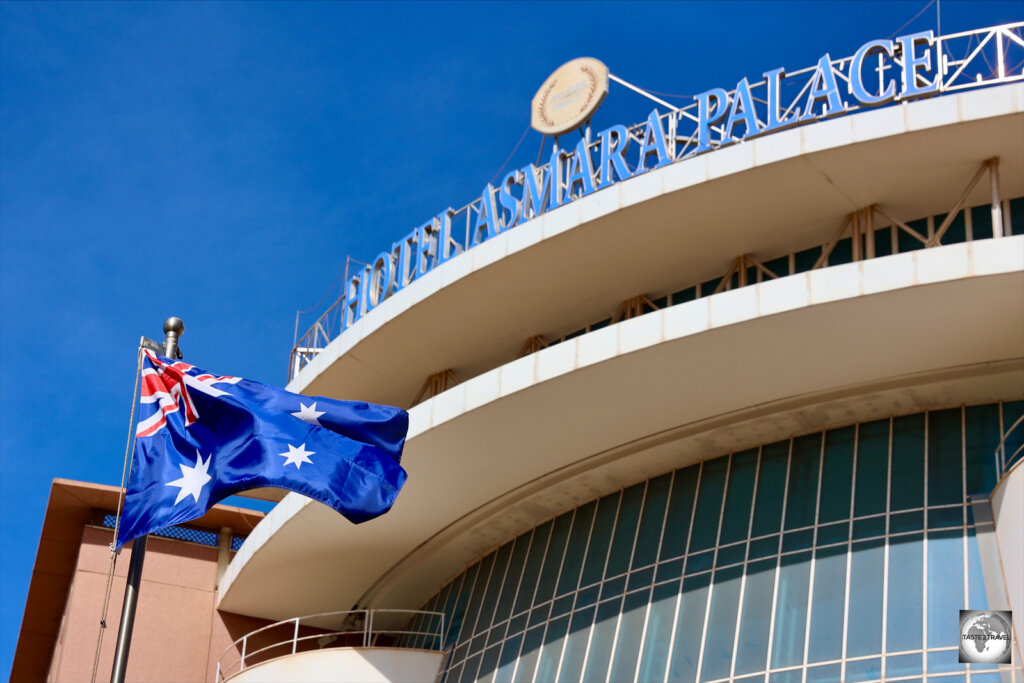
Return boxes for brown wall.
[47,525,271,683]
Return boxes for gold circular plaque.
[531,57,609,136]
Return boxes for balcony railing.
[216,608,445,682]
[288,22,1024,382]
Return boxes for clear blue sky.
[1,0,1019,676]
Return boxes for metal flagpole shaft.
[110,317,184,683]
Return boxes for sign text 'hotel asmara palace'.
[328,24,1023,332]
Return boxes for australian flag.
[116,350,409,549]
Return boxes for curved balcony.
[285,85,1023,412]
[216,609,445,683]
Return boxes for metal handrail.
[288,22,1024,380]
[215,608,445,682]
[995,413,1024,476]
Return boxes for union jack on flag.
[136,352,241,437]
[117,350,409,549]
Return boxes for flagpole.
[110,317,184,683]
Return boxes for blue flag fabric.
[116,350,409,549]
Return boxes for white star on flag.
[291,401,325,426]
[166,451,213,505]
[279,442,315,469]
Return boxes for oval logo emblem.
[531,57,609,136]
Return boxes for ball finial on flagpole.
[162,317,184,359]
[163,316,184,335]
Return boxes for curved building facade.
[405,403,1019,683]
[217,23,1024,683]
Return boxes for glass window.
[533,614,568,683]
[846,538,884,658]
[749,534,780,560]
[699,277,722,297]
[627,567,654,592]
[845,657,881,682]
[511,625,544,683]
[764,254,789,278]
[579,493,620,587]
[672,286,697,304]
[581,598,621,683]
[805,662,841,683]
[734,558,777,676]
[853,514,886,539]
[458,654,481,683]
[752,441,789,537]
[700,565,743,681]
[927,528,964,648]
[435,572,466,649]
[668,572,710,683]
[492,630,523,683]
[657,558,684,583]
[783,528,814,552]
[964,404,1000,496]
[689,457,728,552]
[816,521,849,546]
[970,204,994,240]
[926,648,961,674]
[873,226,893,257]
[794,245,822,273]
[935,210,967,245]
[819,426,855,523]
[477,542,514,634]
[928,506,963,529]
[638,580,679,683]
[608,589,649,683]
[898,218,928,252]
[886,533,923,653]
[605,482,645,579]
[1011,197,1024,236]
[719,448,758,545]
[807,544,847,663]
[771,551,812,669]
[513,522,551,616]
[460,553,497,647]
[891,414,925,512]
[828,236,853,266]
[890,509,923,533]
[928,408,963,507]
[534,512,572,606]
[768,670,802,683]
[660,465,699,561]
[716,542,746,567]
[855,419,889,517]
[966,526,988,611]
[785,434,822,530]
[884,652,922,679]
[491,534,532,629]
[557,606,594,683]
[477,646,501,682]
[632,473,671,570]
[556,502,595,596]
[599,576,625,601]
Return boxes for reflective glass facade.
[404,402,1023,683]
